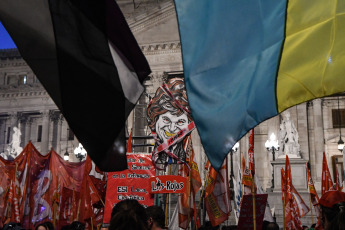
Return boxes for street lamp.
[338,138,344,151]
[74,143,87,162]
[64,150,69,161]
[229,142,239,190]
[265,133,279,188]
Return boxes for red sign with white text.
[103,153,155,224]
[149,175,187,194]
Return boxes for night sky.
[0,21,17,49]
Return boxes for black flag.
[0,0,151,171]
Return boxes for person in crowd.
[302,226,309,230]
[319,190,345,230]
[35,221,54,230]
[145,205,165,230]
[70,221,85,230]
[310,223,316,229]
[262,221,279,230]
[109,199,149,230]
[2,222,24,230]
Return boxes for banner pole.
[72,175,75,222]
[91,216,94,230]
[165,164,171,227]
[283,193,286,230]
[309,194,314,224]
[251,178,256,230]
[187,147,192,230]
[194,166,210,230]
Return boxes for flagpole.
[309,194,314,224]
[251,178,256,230]
[165,164,171,227]
[187,148,192,230]
[91,216,94,230]
[194,166,210,230]
[72,175,75,222]
[283,192,286,230]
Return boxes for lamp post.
[74,143,87,162]
[64,150,69,161]
[265,133,279,189]
[229,142,239,190]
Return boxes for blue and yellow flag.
[175,0,345,170]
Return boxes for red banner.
[237,194,267,230]
[103,153,155,224]
[0,142,106,230]
[149,175,187,194]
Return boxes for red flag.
[127,129,133,153]
[291,185,309,218]
[80,156,105,229]
[178,136,201,229]
[204,159,232,226]
[248,129,255,176]
[306,163,322,227]
[60,187,80,225]
[242,130,255,194]
[285,156,303,230]
[241,153,246,174]
[322,152,334,195]
[336,167,343,191]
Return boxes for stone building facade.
[0,0,344,227]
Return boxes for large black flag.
[0,0,151,171]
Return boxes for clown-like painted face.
[155,111,189,143]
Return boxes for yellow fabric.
[277,0,345,112]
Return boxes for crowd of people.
[1,190,344,230]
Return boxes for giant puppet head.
[147,78,194,164]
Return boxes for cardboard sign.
[149,175,187,194]
[237,194,268,230]
[103,153,155,224]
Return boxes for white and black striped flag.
[0,0,151,171]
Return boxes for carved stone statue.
[279,112,300,158]
[6,126,23,159]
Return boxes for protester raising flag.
[306,163,322,228]
[322,152,335,195]
[0,0,151,172]
[178,136,201,229]
[204,159,232,226]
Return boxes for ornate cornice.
[123,0,175,34]
[0,87,48,99]
[141,42,181,55]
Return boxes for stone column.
[24,117,32,146]
[297,103,309,160]
[266,116,280,189]
[56,115,64,154]
[312,99,324,183]
[41,110,50,154]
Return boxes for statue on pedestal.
[279,112,300,158]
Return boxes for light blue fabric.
[175,0,286,170]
